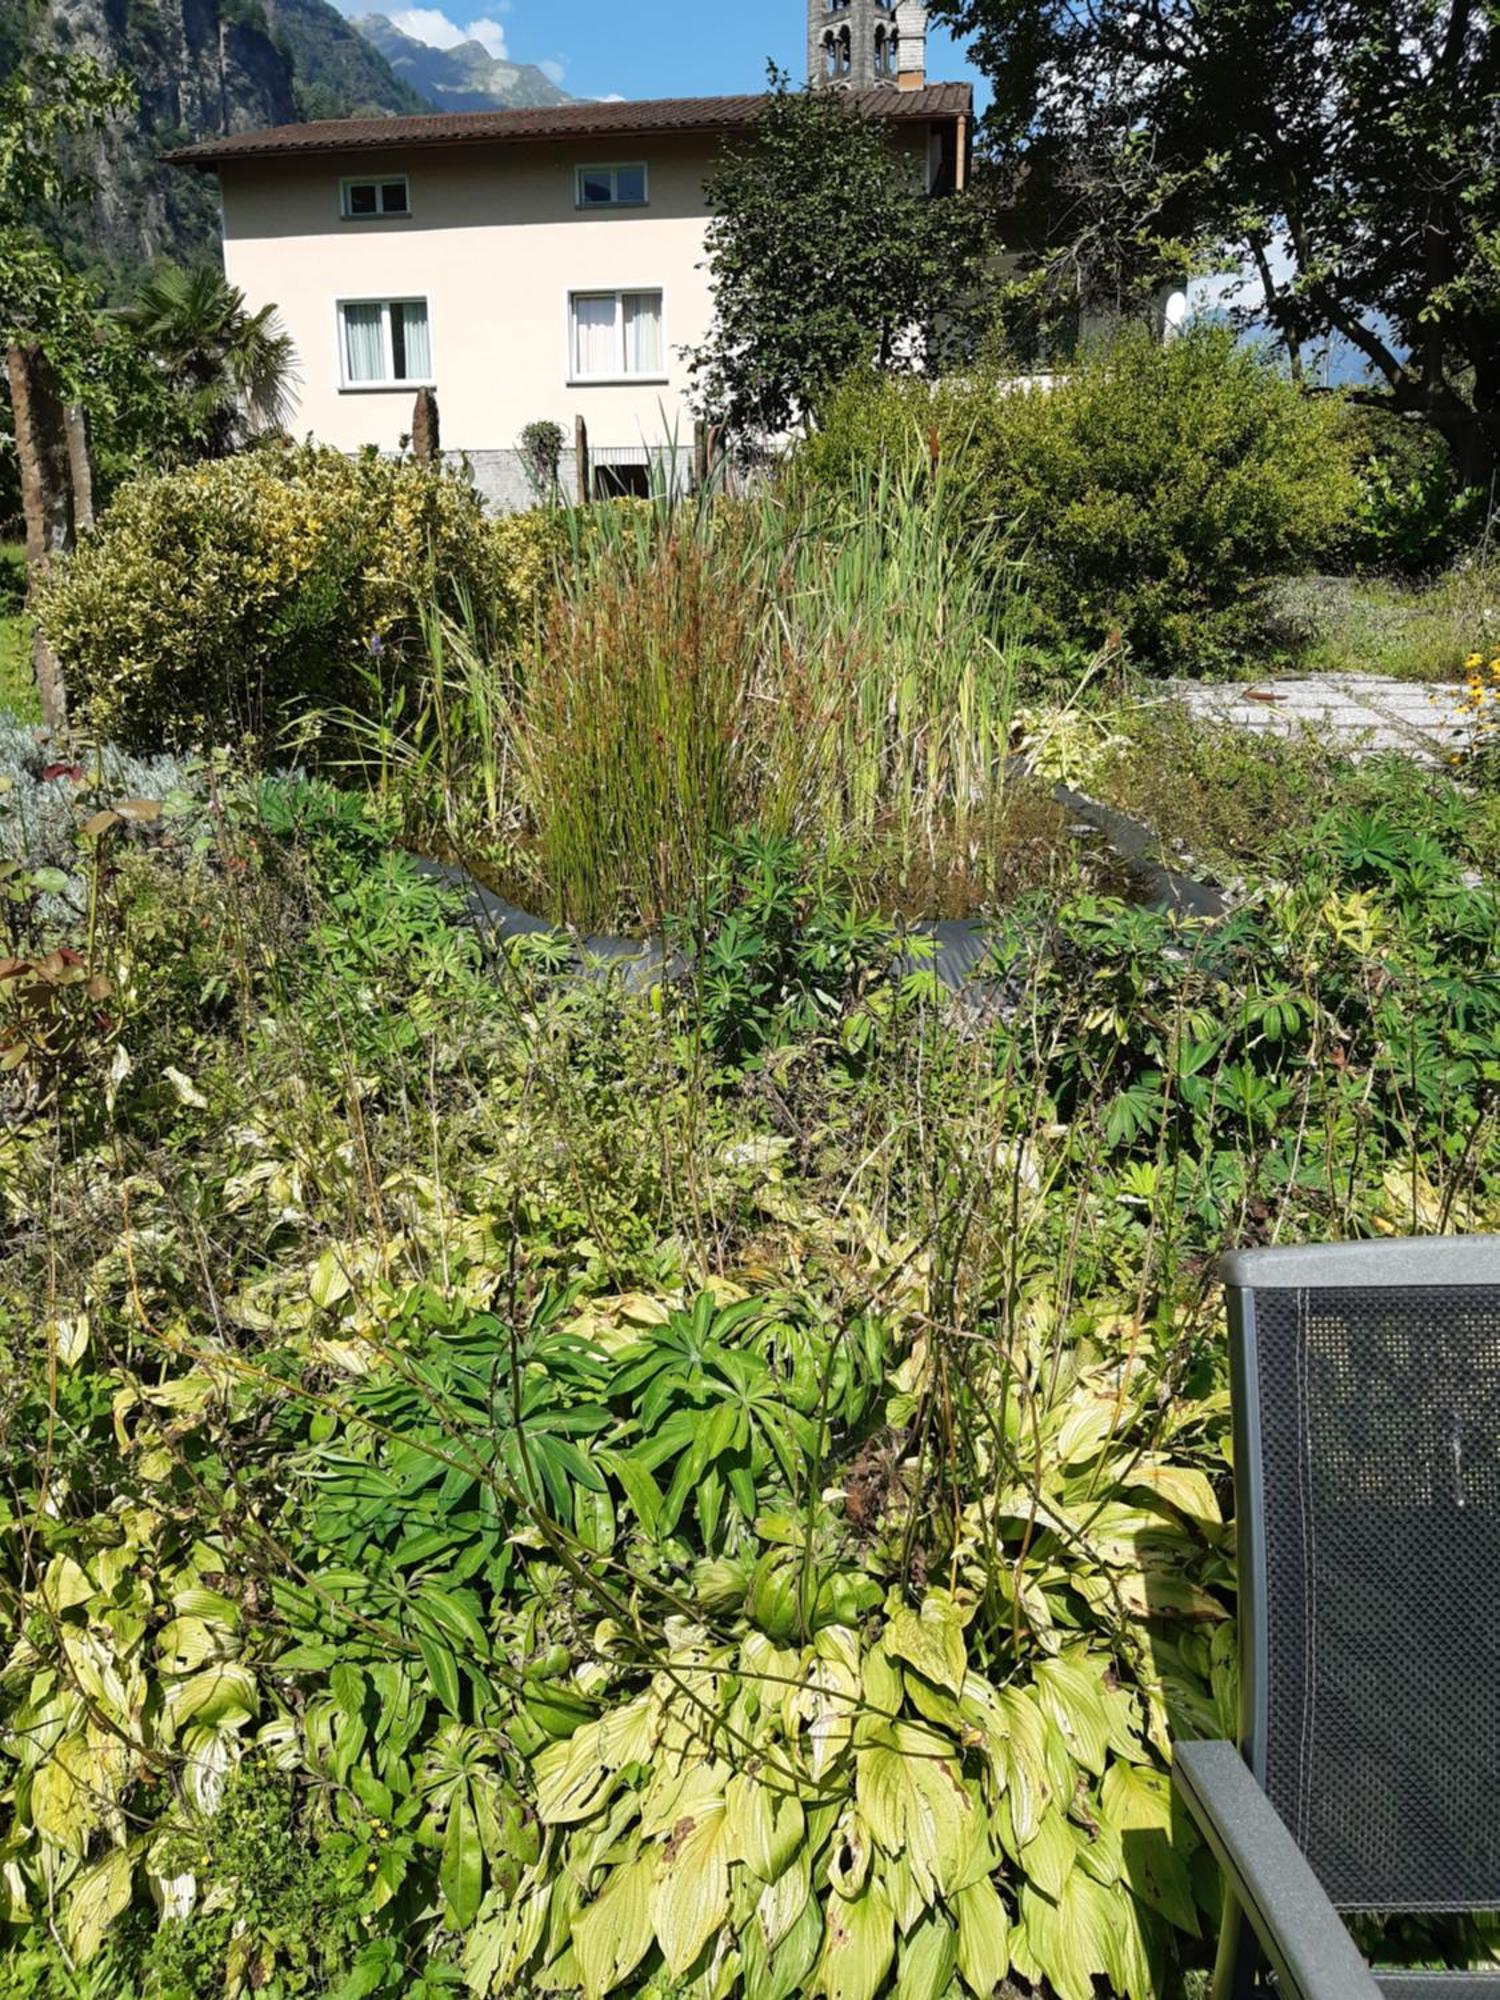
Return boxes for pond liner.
[411,783,1227,997]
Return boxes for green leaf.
[884,1593,966,1698]
[440,1793,484,1931]
[417,1633,463,1720]
[417,1585,490,1658]
[573,1850,657,2000]
[954,1876,1010,1996]
[819,1881,895,2000]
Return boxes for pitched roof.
[162,84,973,169]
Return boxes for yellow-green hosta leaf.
[744,1880,822,2000]
[64,1848,132,1964]
[883,1594,967,1699]
[157,1616,236,1674]
[1018,1807,1076,1900]
[1017,1869,1115,2000]
[827,1808,874,1900]
[819,1882,895,2000]
[1102,1763,1197,1935]
[651,1804,731,1977]
[167,1662,258,1729]
[573,1850,656,2000]
[308,1248,351,1309]
[1033,1653,1111,1776]
[755,1854,810,1951]
[534,1694,658,1824]
[954,1876,1010,1996]
[30,1736,98,1856]
[725,1770,802,1882]
[856,1722,972,1903]
[895,1907,956,2000]
[995,1689,1051,1846]
[1128,1463,1223,1526]
[1100,1762,1172,1833]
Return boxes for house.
[164,1,972,506]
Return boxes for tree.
[688,71,989,443]
[933,0,1500,487]
[1,0,135,728]
[117,264,298,458]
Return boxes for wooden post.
[574,415,590,505]
[6,344,74,733]
[693,418,708,490]
[411,386,439,464]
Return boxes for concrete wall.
[219,135,720,483]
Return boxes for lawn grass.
[1272,560,1500,681]
[0,612,41,726]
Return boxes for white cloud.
[539,57,565,84]
[468,16,510,57]
[387,7,508,57]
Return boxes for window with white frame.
[341,175,410,219]
[338,298,432,387]
[575,163,648,209]
[569,289,664,380]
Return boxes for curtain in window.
[394,300,431,380]
[342,303,385,383]
[623,292,663,375]
[573,294,619,376]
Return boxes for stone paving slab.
[1168,673,1474,765]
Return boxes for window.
[338,298,432,388]
[575,163,649,209]
[569,289,664,381]
[341,175,410,219]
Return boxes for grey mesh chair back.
[1225,1237,1500,1914]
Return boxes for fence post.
[574,415,590,505]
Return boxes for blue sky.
[329,0,987,109]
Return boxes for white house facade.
[166,6,971,507]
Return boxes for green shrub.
[799,326,1358,672]
[1335,403,1489,576]
[0,542,25,618]
[39,444,557,749]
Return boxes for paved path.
[1170,673,1473,765]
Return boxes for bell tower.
[807,0,926,89]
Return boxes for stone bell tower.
[807,0,928,89]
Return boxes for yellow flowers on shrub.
[41,444,557,749]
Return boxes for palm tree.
[118,264,298,456]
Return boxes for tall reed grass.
[347,460,1039,930]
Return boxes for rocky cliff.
[353,15,572,112]
[14,0,425,281]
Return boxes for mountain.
[8,0,426,283]
[353,14,572,111]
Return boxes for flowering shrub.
[40,444,557,748]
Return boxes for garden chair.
[1175,1236,1500,1999]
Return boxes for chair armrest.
[1174,1740,1384,2000]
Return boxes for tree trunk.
[64,404,96,535]
[5,344,74,734]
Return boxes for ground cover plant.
[0,687,1496,1998]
